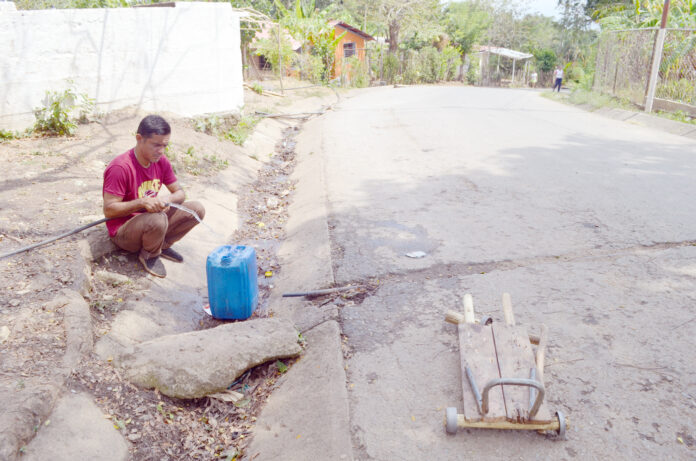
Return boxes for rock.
[9,299,20,307]
[79,229,117,262]
[0,325,9,343]
[127,433,141,442]
[22,392,129,461]
[266,197,280,209]
[117,318,302,399]
[95,270,129,287]
[59,289,93,371]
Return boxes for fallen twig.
[545,358,585,368]
[243,83,284,97]
[614,362,668,371]
[283,284,363,298]
[675,316,696,329]
[255,110,326,120]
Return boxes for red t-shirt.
[102,148,177,237]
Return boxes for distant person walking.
[530,71,538,88]
[552,66,563,92]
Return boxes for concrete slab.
[23,392,129,461]
[247,320,353,461]
[629,112,696,136]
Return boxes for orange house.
[328,20,375,79]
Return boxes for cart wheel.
[445,407,458,435]
[555,411,567,440]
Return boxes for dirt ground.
[0,81,335,459]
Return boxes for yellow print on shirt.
[138,179,162,198]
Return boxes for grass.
[225,115,260,145]
[0,128,30,141]
[168,145,229,177]
[542,87,635,111]
[655,109,696,125]
[546,87,696,126]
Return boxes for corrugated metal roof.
[479,46,533,60]
[328,20,375,41]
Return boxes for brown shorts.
[110,201,205,260]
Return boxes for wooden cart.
[444,293,567,438]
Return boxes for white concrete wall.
[0,2,244,130]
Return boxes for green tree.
[275,0,346,82]
[443,1,491,80]
[591,0,696,29]
[444,1,491,57]
[342,0,442,53]
[534,48,557,73]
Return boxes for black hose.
[0,217,112,260]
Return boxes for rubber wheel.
[445,407,458,434]
[555,411,567,440]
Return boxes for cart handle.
[482,378,545,418]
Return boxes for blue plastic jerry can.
[206,245,258,320]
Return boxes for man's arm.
[103,192,168,218]
[165,181,186,205]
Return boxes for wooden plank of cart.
[444,293,567,438]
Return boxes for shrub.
[342,56,369,88]
[383,53,400,84]
[567,63,585,83]
[440,46,461,81]
[419,47,441,83]
[466,55,480,85]
[255,34,295,75]
[194,114,222,136]
[657,78,696,105]
[33,85,93,136]
[0,129,21,141]
[294,53,324,84]
[534,48,557,73]
[401,50,420,84]
[225,115,259,145]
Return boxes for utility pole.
[644,0,671,113]
[277,22,284,95]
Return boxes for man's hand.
[141,196,169,213]
[103,192,170,218]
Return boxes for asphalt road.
[318,86,696,460]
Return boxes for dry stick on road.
[282,285,363,298]
[674,316,696,329]
[545,358,585,368]
[614,362,670,372]
[243,83,284,97]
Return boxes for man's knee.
[142,212,169,233]
[185,201,205,220]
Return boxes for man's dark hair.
[137,115,171,138]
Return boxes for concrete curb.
[587,106,696,139]
[247,107,355,460]
[247,321,352,461]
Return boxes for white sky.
[527,0,562,18]
[448,0,563,19]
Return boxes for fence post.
[645,0,671,112]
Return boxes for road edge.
[246,111,354,460]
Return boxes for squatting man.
[102,115,205,278]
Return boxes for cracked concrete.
[320,86,696,460]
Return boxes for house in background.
[247,22,301,77]
[328,20,374,80]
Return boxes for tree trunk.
[388,20,400,53]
